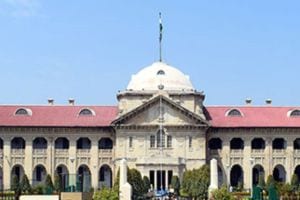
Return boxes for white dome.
[127,62,194,91]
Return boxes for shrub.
[210,186,235,200]
[20,174,32,194]
[44,174,54,194]
[128,168,144,199]
[32,184,45,194]
[170,175,180,196]
[142,176,151,194]
[93,188,118,200]
[54,174,62,193]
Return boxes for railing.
[99,149,113,157]
[11,149,25,155]
[33,149,47,155]
[55,149,69,156]
[273,149,286,154]
[77,149,90,156]
[230,149,243,154]
[251,149,265,153]
[209,149,221,155]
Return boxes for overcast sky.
[0,1,299,106]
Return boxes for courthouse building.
[0,61,300,191]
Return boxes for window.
[129,137,133,148]
[189,136,192,148]
[15,108,31,116]
[79,108,94,116]
[99,138,113,149]
[157,70,165,75]
[290,110,300,117]
[230,138,244,149]
[157,131,165,148]
[150,135,155,148]
[227,109,242,117]
[167,136,172,148]
[208,138,222,149]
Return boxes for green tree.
[11,175,19,192]
[44,174,54,194]
[171,176,180,196]
[181,165,210,200]
[211,186,235,200]
[93,188,118,200]
[291,174,299,192]
[128,168,144,199]
[266,175,275,189]
[54,174,62,193]
[258,174,266,190]
[20,174,31,194]
[112,168,120,195]
[142,176,151,194]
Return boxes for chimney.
[265,99,272,105]
[245,98,252,105]
[68,98,75,106]
[48,98,54,105]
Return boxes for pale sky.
[0,1,299,106]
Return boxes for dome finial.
[159,12,163,62]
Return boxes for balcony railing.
[251,149,265,153]
[11,149,25,155]
[99,149,113,158]
[77,149,90,156]
[55,149,69,156]
[33,149,47,155]
[209,149,221,155]
[230,149,243,153]
[273,149,286,154]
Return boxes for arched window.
[99,165,112,189]
[230,165,243,187]
[79,108,94,116]
[98,138,113,149]
[33,137,47,149]
[290,110,300,117]
[273,165,286,182]
[0,138,3,149]
[251,138,265,149]
[11,137,25,149]
[77,138,91,149]
[55,137,69,149]
[230,138,244,150]
[227,109,242,117]
[294,138,300,149]
[15,108,31,116]
[272,138,286,149]
[208,138,222,149]
[157,70,165,75]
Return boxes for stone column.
[154,170,157,190]
[119,159,132,200]
[68,136,77,187]
[3,138,11,190]
[165,170,168,190]
[209,158,218,197]
[90,138,98,190]
[24,136,33,183]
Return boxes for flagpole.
[159,12,163,62]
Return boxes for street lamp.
[249,158,255,198]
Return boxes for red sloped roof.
[206,106,300,128]
[0,105,118,127]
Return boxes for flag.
[159,13,163,42]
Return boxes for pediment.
[112,95,208,126]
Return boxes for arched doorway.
[294,165,300,181]
[99,165,112,189]
[11,165,25,184]
[252,165,264,185]
[56,165,69,192]
[273,165,286,182]
[77,165,91,192]
[33,165,47,186]
[230,165,243,187]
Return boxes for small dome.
[127,62,194,91]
